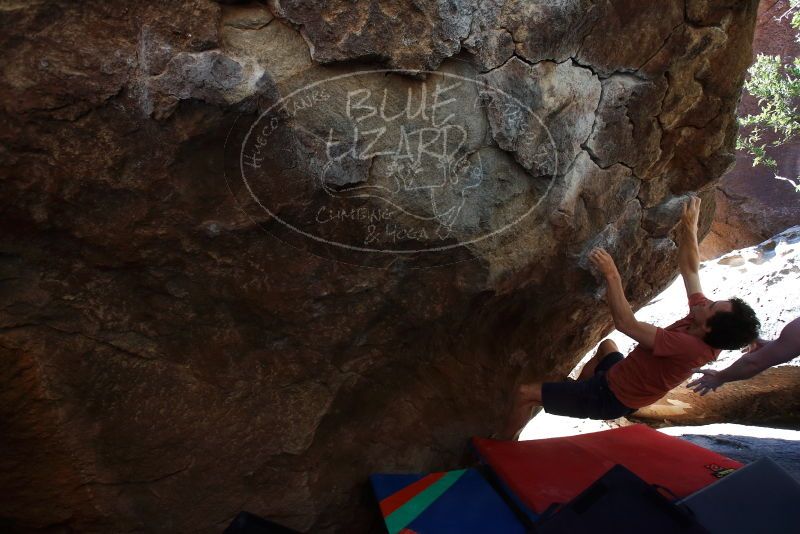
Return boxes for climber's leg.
[501,382,542,440]
[577,339,619,380]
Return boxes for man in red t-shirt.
[501,197,760,439]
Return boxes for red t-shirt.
[607,293,720,409]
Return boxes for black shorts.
[541,352,635,420]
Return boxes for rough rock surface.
[701,0,800,259]
[0,1,760,532]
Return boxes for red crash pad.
[473,424,742,516]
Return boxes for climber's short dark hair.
[704,297,760,350]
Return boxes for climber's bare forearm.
[604,271,657,349]
[678,198,702,295]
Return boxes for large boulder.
[0,1,760,532]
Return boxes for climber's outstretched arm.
[689,317,800,395]
[589,247,657,349]
[678,196,703,297]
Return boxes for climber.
[687,316,800,395]
[501,197,761,440]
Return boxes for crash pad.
[472,424,742,517]
[537,464,709,534]
[680,456,800,533]
[370,468,527,534]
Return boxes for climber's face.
[692,299,732,330]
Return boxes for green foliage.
[737,0,800,192]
